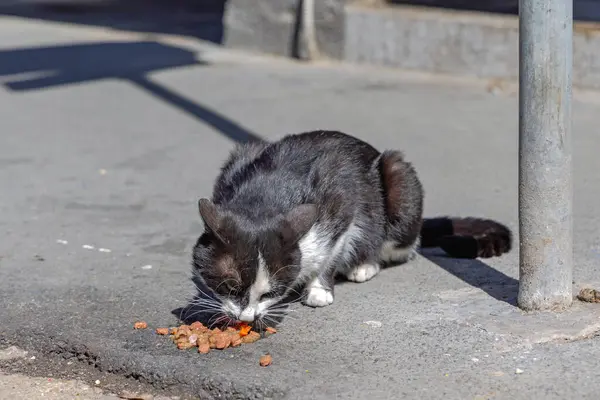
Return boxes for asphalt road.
[2,11,600,400]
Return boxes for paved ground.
[0,373,115,400]
[2,9,600,400]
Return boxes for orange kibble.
[259,354,272,367]
[176,339,196,350]
[198,343,210,354]
[239,325,252,337]
[190,321,205,330]
[160,319,272,353]
[214,333,232,350]
[174,329,191,340]
[133,321,148,330]
[196,333,210,346]
[241,331,260,344]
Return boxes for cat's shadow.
[333,250,518,307]
[418,248,518,306]
[172,248,519,325]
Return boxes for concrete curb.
[345,5,518,79]
[346,3,600,89]
[224,0,600,89]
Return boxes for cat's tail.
[419,217,512,259]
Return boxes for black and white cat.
[192,130,511,325]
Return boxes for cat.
[191,130,511,326]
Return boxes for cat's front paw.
[304,287,334,307]
[346,263,381,283]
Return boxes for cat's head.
[192,198,317,325]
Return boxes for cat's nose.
[239,306,256,322]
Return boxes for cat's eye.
[259,290,279,301]
[216,282,238,296]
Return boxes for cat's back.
[212,131,381,209]
[277,130,380,166]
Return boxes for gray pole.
[518,0,573,311]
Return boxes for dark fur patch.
[377,150,424,248]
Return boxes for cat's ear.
[279,204,318,246]
[198,198,226,242]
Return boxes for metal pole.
[518,0,573,311]
[299,0,320,60]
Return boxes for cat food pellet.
[133,321,148,330]
[190,321,204,330]
[176,338,196,350]
[188,334,199,344]
[239,325,252,336]
[196,333,210,346]
[198,343,210,353]
[241,331,261,344]
[265,327,277,334]
[156,328,169,335]
[259,354,272,367]
[214,334,232,349]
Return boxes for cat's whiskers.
[261,314,294,329]
[187,298,222,307]
[186,304,223,314]
[189,300,223,309]
[191,285,221,303]
[207,313,232,328]
[264,309,298,319]
[214,278,240,294]
[270,264,302,280]
[181,306,225,322]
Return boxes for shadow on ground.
[174,245,519,329]
[421,247,518,306]
[0,39,260,143]
[0,0,227,43]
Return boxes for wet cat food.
[133,321,148,330]
[259,354,273,367]
[143,321,275,354]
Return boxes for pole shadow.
[420,247,519,306]
[129,76,261,143]
[0,40,260,143]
